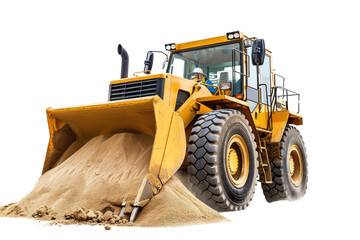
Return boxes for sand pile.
[0,132,226,227]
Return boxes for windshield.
[167,43,242,93]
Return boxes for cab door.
[247,47,272,129]
[258,54,272,129]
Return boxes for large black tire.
[261,125,308,202]
[187,109,258,211]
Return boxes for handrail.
[274,73,285,87]
[273,86,300,114]
[274,73,285,98]
[232,48,250,100]
[232,49,250,77]
[198,82,222,96]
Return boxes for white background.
[0,0,359,239]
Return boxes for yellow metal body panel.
[167,75,197,110]
[196,95,258,143]
[196,94,249,107]
[252,104,270,130]
[271,110,289,143]
[110,74,199,113]
[289,112,303,125]
[177,84,214,127]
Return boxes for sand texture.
[0,132,226,227]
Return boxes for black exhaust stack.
[118,44,129,79]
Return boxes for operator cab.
[165,32,274,114]
[167,42,243,96]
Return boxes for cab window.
[170,58,186,78]
[259,55,271,105]
[168,43,242,92]
[247,46,272,108]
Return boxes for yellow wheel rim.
[288,144,303,187]
[226,134,249,188]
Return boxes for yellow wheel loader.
[42,31,307,222]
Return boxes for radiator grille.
[109,78,165,101]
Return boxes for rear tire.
[187,109,258,211]
[261,125,308,202]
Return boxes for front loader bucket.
[43,95,186,221]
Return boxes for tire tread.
[187,109,258,211]
[261,125,308,202]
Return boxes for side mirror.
[144,52,154,74]
[251,39,265,66]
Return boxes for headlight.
[165,43,176,51]
[226,31,241,40]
